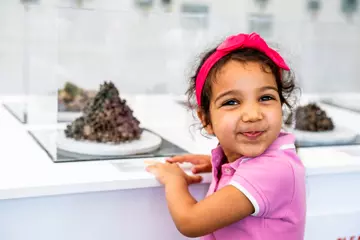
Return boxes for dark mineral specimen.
[58,82,96,112]
[64,81,143,143]
[294,103,335,132]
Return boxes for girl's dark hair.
[186,46,298,128]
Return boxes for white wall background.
[0,0,360,97]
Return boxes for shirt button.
[224,168,232,174]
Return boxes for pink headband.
[195,32,290,106]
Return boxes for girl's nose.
[241,103,263,122]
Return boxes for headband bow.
[195,32,290,106]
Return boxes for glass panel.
[26,4,58,126]
[32,6,218,162]
[247,13,274,38]
[300,21,360,93]
[341,0,358,15]
[0,2,58,125]
[288,22,360,148]
[307,0,321,13]
[180,3,209,29]
[0,2,27,123]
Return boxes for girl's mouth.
[242,131,264,139]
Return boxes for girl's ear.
[197,109,214,135]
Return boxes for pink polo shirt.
[201,132,306,240]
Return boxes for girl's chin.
[239,145,267,158]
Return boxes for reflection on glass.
[180,3,209,29]
[134,0,153,10]
[161,0,171,5]
[307,0,321,12]
[341,0,358,21]
[247,13,273,38]
[20,0,40,4]
[306,0,321,20]
[253,0,269,10]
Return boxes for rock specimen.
[58,82,96,112]
[64,81,143,143]
[294,103,335,132]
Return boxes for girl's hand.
[146,162,202,186]
[166,154,212,174]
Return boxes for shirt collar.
[267,131,296,151]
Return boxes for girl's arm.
[159,154,297,237]
[146,162,254,238]
[165,181,254,238]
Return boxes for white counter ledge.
[0,94,360,201]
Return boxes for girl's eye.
[222,99,238,106]
[260,95,274,102]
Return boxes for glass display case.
[0,1,58,125]
[283,20,360,148]
[28,3,219,162]
[6,0,360,163]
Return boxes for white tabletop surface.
[1,93,360,200]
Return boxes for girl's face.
[199,60,283,162]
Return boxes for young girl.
[146,32,306,240]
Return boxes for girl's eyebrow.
[259,86,278,92]
[214,90,240,103]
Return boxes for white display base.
[286,126,358,147]
[57,130,162,156]
[57,111,82,122]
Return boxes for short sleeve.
[229,151,295,217]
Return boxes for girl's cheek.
[267,107,283,121]
[213,111,237,131]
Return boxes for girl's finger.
[145,164,159,173]
[167,154,205,164]
[192,163,212,174]
[144,160,159,166]
[186,175,203,184]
